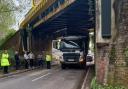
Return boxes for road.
[0,67,85,89]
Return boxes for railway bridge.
[2,0,128,87]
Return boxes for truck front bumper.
[60,61,85,65]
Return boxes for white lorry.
[52,36,88,69]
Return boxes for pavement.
[0,65,85,89]
[0,67,38,78]
[0,61,59,78]
[81,65,95,89]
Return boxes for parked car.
[86,50,94,65]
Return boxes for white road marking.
[29,70,49,77]
[32,73,51,82]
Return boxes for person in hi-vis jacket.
[1,50,10,74]
[46,52,52,69]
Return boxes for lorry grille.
[63,53,80,62]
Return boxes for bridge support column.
[96,0,115,85]
[96,0,128,87]
[31,32,52,55]
[44,37,52,52]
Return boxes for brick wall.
[96,0,128,87]
[108,0,128,87]
[96,44,109,85]
[1,31,21,52]
[95,0,114,85]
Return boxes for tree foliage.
[0,0,31,40]
[0,0,31,29]
[0,0,18,48]
[14,0,31,24]
[0,0,16,38]
[0,29,16,48]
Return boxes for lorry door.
[52,40,60,49]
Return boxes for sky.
[12,0,31,30]
[14,0,19,6]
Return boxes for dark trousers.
[30,59,34,68]
[33,60,37,67]
[46,61,51,69]
[25,60,29,69]
[3,66,8,74]
[38,60,44,68]
[16,61,20,70]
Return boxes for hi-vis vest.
[46,55,52,61]
[1,53,10,66]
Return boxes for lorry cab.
[52,36,87,69]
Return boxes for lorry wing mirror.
[52,40,60,50]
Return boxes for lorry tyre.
[61,64,66,69]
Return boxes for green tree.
[0,0,18,48]
[0,0,31,47]
[0,0,16,39]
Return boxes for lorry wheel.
[61,64,66,69]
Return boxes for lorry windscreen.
[60,41,80,49]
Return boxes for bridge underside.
[32,0,95,38]
[27,0,95,52]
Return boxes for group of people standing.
[24,51,35,69]
[0,50,52,74]
[23,51,52,69]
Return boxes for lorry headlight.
[79,56,84,62]
[60,56,64,62]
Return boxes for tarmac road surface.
[0,67,85,89]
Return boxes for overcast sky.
[13,0,31,30]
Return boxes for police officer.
[1,50,10,74]
[46,52,52,69]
